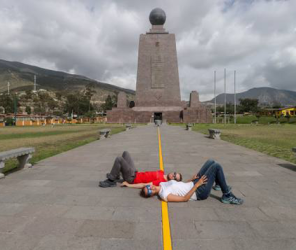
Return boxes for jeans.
[109,151,137,183]
[193,160,230,200]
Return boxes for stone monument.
[134,8,182,109]
[107,8,212,124]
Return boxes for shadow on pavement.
[278,163,296,172]
[209,193,221,201]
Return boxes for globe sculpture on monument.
[107,8,212,124]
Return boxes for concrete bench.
[208,129,221,139]
[0,147,35,179]
[292,147,296,157]
[99,129,111,139]
[125,124,132,131]
[186,123,193,131]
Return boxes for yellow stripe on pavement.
[157,127,172,250]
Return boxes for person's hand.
[192,174,199,181]
[121,181,130,187]
[196,175,207,186]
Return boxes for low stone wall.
[182,106,212,123]
[107,109,182,123]
[107,106,212,124]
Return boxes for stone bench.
[186,123,193,131]
[99,129,111,139]
[208,129,221,139]
[0,147,35,179]
[125,124,132,131]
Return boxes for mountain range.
[1,59,295,107]
[206,87,296,107]
[0,59,135,104]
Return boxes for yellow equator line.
[157,127,173,250]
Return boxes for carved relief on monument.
[150,54,164,89]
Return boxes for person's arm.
[121,181,152,189]
[166,175,207,202]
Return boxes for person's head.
[167,172,182,182]
[141,184,160,198]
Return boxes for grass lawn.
[0,124,126,173]
[178,123,296,164]
[215,115,296,124]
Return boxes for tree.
[216,103,234,114]
[239,98,259,113]
[25,106,31,115]
[25,90,32,100]
[55,92,62,100]
[0,94,19,114]
[84,85,97,111]
[101,95,116,111]
[64,92,93,116]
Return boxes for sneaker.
[106,173,123,183]
[213,184,232,192]
[99,179,117,188]
[221,192,244,205]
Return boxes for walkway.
[0,124,296,249]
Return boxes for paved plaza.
[0,124,296,249]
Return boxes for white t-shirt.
[159,180,197,201]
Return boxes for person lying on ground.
[141,159,244,205]
[99,151,183,188]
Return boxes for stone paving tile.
[213,206,273,222]
[16,204,70,218]
[0,233,41,250]
[133,221,162,240]
[76,219,134,238]
[259,206,296,221]
[63,206,114,220]
[233,237,296,250]
[193,221,256,239]
[174,239,237,250]
[169,207,219,221]
[0,192,27,203]
[0,215,34,234]
[170,220,198,239]
[22,216,85,238]
[99,239,161,250]
[0,203,27,216]
[32,235,101,250]
[111,206,161,222]
[249,221,296,239]
[16,180,51,187]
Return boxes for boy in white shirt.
[141,159,243,205]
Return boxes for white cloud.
[0,0,295,101]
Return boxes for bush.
[5,117,15,126]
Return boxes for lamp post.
[234,70,237,124]
[224,69,227,124]
[14,93,18,126]
[214,71,216,124]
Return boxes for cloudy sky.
[0,0,296,101]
